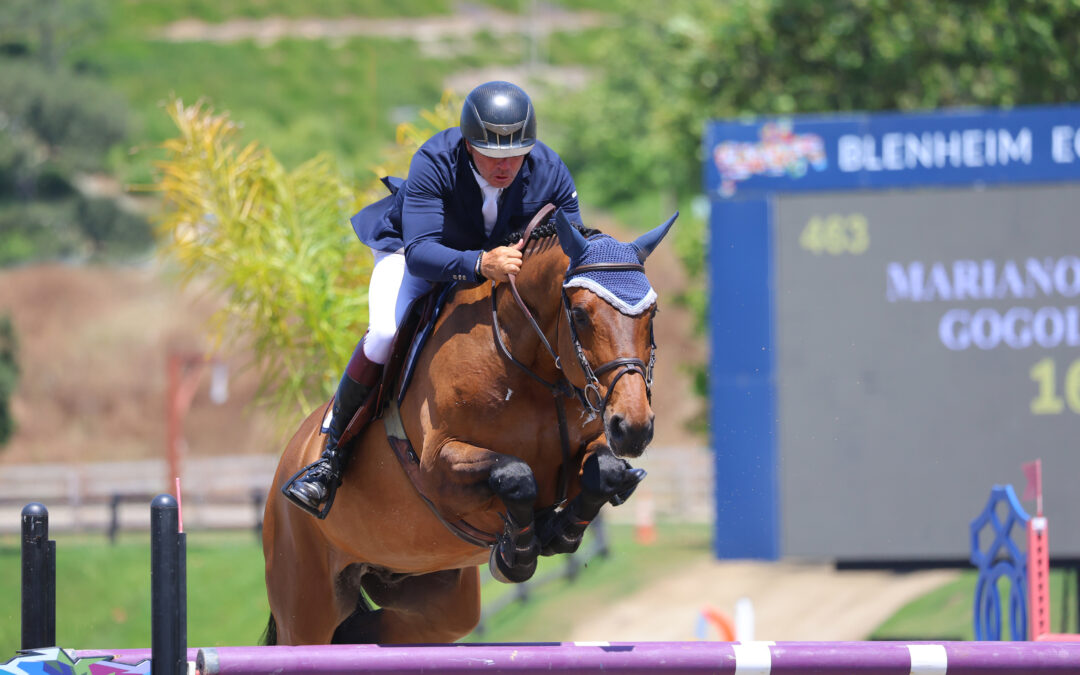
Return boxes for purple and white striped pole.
[194,640,1080,675]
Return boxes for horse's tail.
[261,613,278,646]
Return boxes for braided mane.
[491,217,601,250]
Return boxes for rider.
[283,80,582,518]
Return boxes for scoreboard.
[705,104,1080,563]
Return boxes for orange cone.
[635,490,656,545]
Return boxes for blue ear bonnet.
[564,234,657,315]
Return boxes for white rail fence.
[0,446,711,537]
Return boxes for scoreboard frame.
[705,103,1080,561]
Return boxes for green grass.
[0,523,709,657]
[80,36,479,184]
[871,570,1080,641]
[6,524,1078,656]
[75,11,605,186]
[65,0,615,186]
[0,531,269,657]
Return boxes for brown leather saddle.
[336,281,452,449]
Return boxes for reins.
[490,205,657,504]
[495,204,568,397]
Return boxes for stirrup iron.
[281,459,339,519]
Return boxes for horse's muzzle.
[605,412,654,458]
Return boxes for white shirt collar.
[471,167,502,196]
[471,167,503,237]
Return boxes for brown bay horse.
[262,207,677,645]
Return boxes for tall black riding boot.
[282,340,382,518]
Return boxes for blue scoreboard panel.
[706,104,1080,562]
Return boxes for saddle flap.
[389,282,457,406]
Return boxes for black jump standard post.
[21,502,56,650]
[150,494,187,675]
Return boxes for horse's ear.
[632,211,679,263]
[554,208,588,260]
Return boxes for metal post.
[151,494,186,675]
[109,493,122,544]
[179,530,187,660]
[251,489,264,538]
[21,502,55,650]
[45,538,55,646]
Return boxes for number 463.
[799,214,870,255]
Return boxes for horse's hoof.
[536,511,587,556]
[488,541,538,584]
[608,467,647,506]
[540,531,583,557]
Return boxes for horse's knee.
[487,455,537,514]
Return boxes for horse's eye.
[571,306,591,328]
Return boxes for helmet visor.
[469,142,535,158]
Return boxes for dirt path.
[155,4,605,92]
[570,559,958,642]
[157,5,609,46]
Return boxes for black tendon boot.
[283,342,382,518]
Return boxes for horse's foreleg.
[537,443,645,556]
[429,442,540,584]
[487,453,543,583]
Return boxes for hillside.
[0,216,705,470]
[0,262,284,466]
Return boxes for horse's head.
[553,209,677,458]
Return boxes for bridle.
[560,266,656,414]
[489,205,656,501]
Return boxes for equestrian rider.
[283,81,582,518]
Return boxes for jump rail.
[14,499,1080,675]
[193,642,1080,675]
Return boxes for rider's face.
[466,142,526,189]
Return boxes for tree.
[0,0,148,265]
[153,97,459,418]
[557,0,1080,208]
[0,0,104,72]
[551,0,1080,410]
[0,314,18,447]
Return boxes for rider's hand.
[481,241,523,282]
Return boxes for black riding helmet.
[460,81,536,158]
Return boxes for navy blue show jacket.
[350,127,581,283]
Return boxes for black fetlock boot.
[282,340,382,519]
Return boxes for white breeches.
[363,250,433,365]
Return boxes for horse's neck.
[498,238,567,376]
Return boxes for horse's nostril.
[608,414,625,438]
